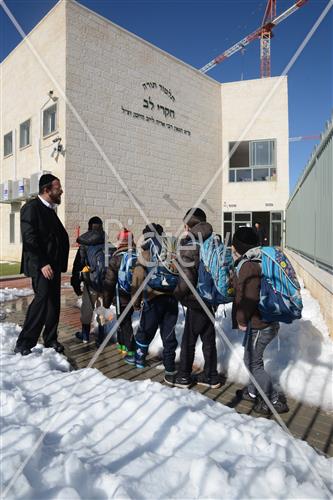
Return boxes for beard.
[50,192,62,205]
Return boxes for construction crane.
[200,0,308,77]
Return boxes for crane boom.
[199,0,308,75]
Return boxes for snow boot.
[135,342,148,369]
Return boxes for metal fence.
[286,115,333,273]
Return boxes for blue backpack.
[196,234,234,305]
[118,250,138,294]
[237,247,303,324]
[147,236,179,292]
[85,243,113,293]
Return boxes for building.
[0,0,289,264]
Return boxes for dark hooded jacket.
[103,244,135,309]
[174,221,213,310]
[70,229,106,295]
[232,247,270,330]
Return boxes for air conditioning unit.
[12,178,30,200]
[2,180,13,201]
[29,171,51,196]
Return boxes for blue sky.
[1,0,332,192]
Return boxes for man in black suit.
[14,174,70,355]
[254,222,268,246]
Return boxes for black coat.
[20,197,69,278]
[174,221,213,310]
[70,229,106,294]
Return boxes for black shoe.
[14,345,32,356]
[253,399,271,416]
[271,396,289,414]
[236,387,257,402]
[194,372,221,389]
[164,372,177,386]
[254,396,289,416]
[45,341,65,354]
[75,331,89,344]
[174,376,192,389]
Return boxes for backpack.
[118,250,138,294]
[196,233,234,305]
[237,246,303,324]
[83,243,113,293]
[146,236,179,292]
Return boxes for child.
[130,223,179,375]
[103,229,136,356]
[71,216,106,346]
[231,227,289,415]
[173,208,221,389]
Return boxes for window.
[10,213,15,244]
[43,104,57,137]
[229,139,276,182]
[4,132,13,157]
[20,119,31,148]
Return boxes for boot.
[135,343,148,369]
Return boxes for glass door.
[270,211,283,246]
[223,212,253,245]
[234,212,252,232]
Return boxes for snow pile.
[147,286,333,411]
[1,323,332,499]
[0,287,33,303]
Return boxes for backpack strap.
[236,256,261,277]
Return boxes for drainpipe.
[14,128,17,180]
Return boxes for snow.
[1,322,332,499]
[0,287,33,303]
[146,285,333,411]
[2,281,332,411]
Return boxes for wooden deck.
[2,283,333,458]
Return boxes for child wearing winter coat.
[103,229,136,357]
[231,227,289,415]
[71,216,106,346]
[173,208,221,390]
[130,223,179,373]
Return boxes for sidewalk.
[2,281,332,458]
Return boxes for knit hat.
[232,227,259,256]
[116,228,134,247]
[184,207,207,228]
[39,173,59,191]
[142,223,164,236]
[88,216,103,229]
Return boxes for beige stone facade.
[1,0,289,265]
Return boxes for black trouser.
[117,303,135,352]
[16,272,61,349]
[135,295,178,372]
[178,307,218,379]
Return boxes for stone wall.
[65,0,222,251]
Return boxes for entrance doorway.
[223,211,284,246]
[253,212,270,245]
